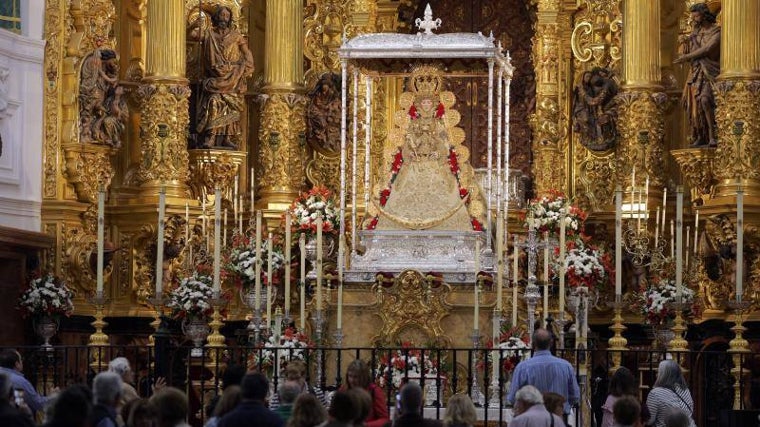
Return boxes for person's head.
[532,328,552,351]
[612,395,640,426]
[346,359,371,389]
[126,398,158,427]
[414,94,440,117]
[109,357,135,384]
[93,371,123,407]
[0,349,22,371]
[663,407,691,427]
[0,372,11,402]
[50,385,93,427]
[285,360,307,384]
[278,381,301,406]
[149,387,188,427]
[290,394,327,427]
[328,390,358,423]
[241,372,269,401]
[221,364,246,390]
[443,394,477,427]
[542,392,565,417]
[346,387,372,426]
[212,6,233,29]
[213,385,242,418]
[690,3,717,26]
[654,360,687,390]
[609,366,637,397]
[514,385,544,415]
[398,382,423,415]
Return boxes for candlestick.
[201,188,207,250]
[559,211,566,314]
[662,187,667,237]
[615,187,622,297]
[233,176,239,220]
[543,232,549,327]
[238,196,243,232]
[475,240,481,274]
[299,233,306,330]
[512,235,518,325]
[214,188,222,292]
[316,214,323,311]
[670,219,675,259]
[737,182,744,301]
[675,187,683,302]
[473,276,480,331]
[223,208,228,248]
[645,175,649,209]
[637,180,643,231]
[337,281,344,330]
[255,211,262,311]
[156,187,166,295]
[185,202,189,245]
[496,211,503,313]
[267,233,273,326]
[694,210,699,255]
[285,212,292,316]
[654,207,660,248]
[96,187,105,294]
[631,167,635,194]
[250,166,255,212]
[685,226,691,269]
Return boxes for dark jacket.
[0,402,34,427]
[382,412,443,427]
[218,400,284,427]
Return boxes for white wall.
[0,19,45,231]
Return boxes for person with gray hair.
[90,371,123,427]
[0,371,33,427]
[509,385,564,427]
[108,357,139,410]
[645,360,696,427]
[275,381,301,423]
[663,408,691,427]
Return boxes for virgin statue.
[366,66,485,232]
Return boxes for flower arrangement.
[18,274,74,318]
[167,272,215,320]
[481,326,530,374]
[289,186,339,237]
[249,327,314,371]
[226,233,285,289]
[636,278,698,326]
[562,240,613,290]
[524,190,587,235]
[376,342,439,390]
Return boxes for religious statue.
[367,66,485,231]
[79,49,128,147]
[306,73,342,154]
[189,6,254,149]
[571,67,618,151]
[674,3,720,148]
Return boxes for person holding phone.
[0,349,55,415]
[0,372,34,427]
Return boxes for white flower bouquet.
[227,233,286,288]
[377,342,439,390]
[18,274,74,318]
[561,240,613,290]
[524,190,587,236]
[249,327,314,371]
[637,278,697,326]
[167,272,215,320]
[288,186,339,238]
[482,327,530,374]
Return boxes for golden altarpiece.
[32,0,760,419]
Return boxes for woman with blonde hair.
[288,394,327,427]
[443,394,477,427]
[344,359,389,427]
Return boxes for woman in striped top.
[645,360,696,427]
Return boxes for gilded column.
[136,0,190,198]
[531,0,565,194]
[258,0,307,209]
[616,0,667,191]
[713,0,760,198]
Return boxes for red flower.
[471,219,483,231]
[448,149,460,175]
[408,105,418,119]
[459,188,469,200]
[392,150,404,173]
[435,102,445,118]
[367,216,379,230]
[380,188,391,207]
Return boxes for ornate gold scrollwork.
[671,148,717,205]
[62,143,118,203]
[615,90,669,188]
[131,214,188,305]
[570,0,622,71]
[258,93,308,194]
[714,80,760,184]
[304,0,350,84]
[187,150,247,201]
[371,270,452,347]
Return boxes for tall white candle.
[316,214,323,311]
[645,175,650,210]
[670,219,675,259]
[512,235,518,325]
[238,196,244,231]
[737,183,744,301]
[559,211,566,313]
[685,226,691,269]
[615,187,622,296]
[543,232,549,327]
[255,211,262,311]
[213,187,222,291]
[337,236,344,329]
[637,182,643,231]
[299,233,306,330]
[694,210,700,255]
[475,240,481,274]
[285,212,292,315]
[223,208,228,248]
[654,207,660,248]
[473,279,480,332]
[267,233,273,325]
[156,187,166,295]
[233,176,239,221]
[675,187,683,302]
[662,187,667,237]
[185,202,189,245]
[96,187,105,294]
[496,211,503,312]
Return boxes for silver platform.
[347,230,492,283]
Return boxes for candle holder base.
[87,293,110,372]
[206,295,227,368]
[334,328,344,347]
[148,293,170,346]
[554,315,569,351]
[666,301,689,352]
[728,300,751,410]
[606,300,628,372]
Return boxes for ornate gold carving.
[257,93,308,197]
[131,214,188,305]
[132,83,191,190]
[671,148,717,205]
[304,1,350,83]
[571,0,622,72]
[62,143,118,203]
[43,0,65,199]
[714,80,760,182]
[188,150,247,200]
[575,152,616,212]
[371,270,451,346]
[68,0,117,55]
[306,153,340,195]
[615,90,669,188]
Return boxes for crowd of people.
[0,334,699,427]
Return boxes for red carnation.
[459,188,469,199]
[408,105,418,119]
[435,102,445,118]
[367,216,379,230]
[380,188,391,207]
[472,219,483,231]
